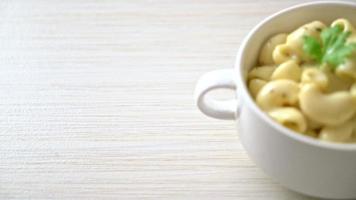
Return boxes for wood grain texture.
[0,0,325,199]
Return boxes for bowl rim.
[235,0,356,151]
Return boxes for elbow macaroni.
[268,107,307,133]
[256,79,300,111]
[319,117,356,143]
[331,19,355,31]
[299,84,355,126]
[248,18,356,143]
[271,60,301,81]
[248,79,267,98]
[259,33,287,65]
[248,65,276,81]
[336,58,356,79]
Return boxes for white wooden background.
[0,0,323,199]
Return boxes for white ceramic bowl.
[194,1,356,199]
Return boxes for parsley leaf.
[303,25,356,68]
[303,36,322,62]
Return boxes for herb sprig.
[303,25,356,68]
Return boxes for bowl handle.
[194,69,240,120]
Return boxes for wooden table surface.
[0,0,325,199]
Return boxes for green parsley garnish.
[303,25,356,68]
